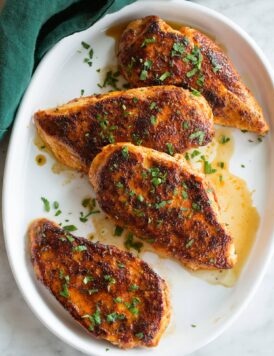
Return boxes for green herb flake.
[81,41,90,49]
[150,115,157,125]
[140,69,148,80]
[129,284,139,291]
[150,102,157,110]
[192,202,201,211]
[191,324,197,328]
[182,121,189,129]
[185,239,194,248]
[60,284,69,298]
[63,225,77,232]
[166,142,174,156]
[190,88,201,96]
[218,162,225,169]
[114,297,123,303]
[189,130,205,145]
[41,197,50,212]
[73,245,87,252]
[124,232,143,253]
[121,146,129,159]
[159,71,171,81]
[80,89,85,96]
[137,195,144,202]
[141,37,156,47]
[114,226,124,236]
[117,262,125,269]
[219,135,230,144]
[55,209,62,216]
[135,332,144,339]
[186,67,198,78]
[133,97,139,103]
[241,164,245,168]
[83,276,94,284]
[204,161,217,174]
[191,150,200,159]
[53,201,59,209]
[182,191,188,200]
[107,312,125,323]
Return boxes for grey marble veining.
[0,0,274,355]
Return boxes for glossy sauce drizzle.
[188,128,260,287]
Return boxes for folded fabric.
[0,0,136,140]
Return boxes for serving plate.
[3,1,274,355]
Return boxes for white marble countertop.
[0,0,274,355]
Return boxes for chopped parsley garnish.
[190,88,201,96]
[171,42,185,57]
[66,235,75,243]
[151,177,161,186]
[129,284,139,291]
[141,37,156,47]
[189,130,205,145]
[135,332,144,339]
[117,262,125,269]
[63,225,77,232]
[80,89,85,96]
[114,226,124,236]
[218,162,225,169]
[219,174,223,183]
[192,202,201,211]
[121,146,129,159]
[204,161,217,174]
[83,276,94,284]
[191,150,200,158]
[124,232,143,253]
[81,41,90,49]
[166,142,174,156]
[114,297,123,303]
[150,115,157,125]
[53,201,59,209]
[186,67,198,78]
[219,135,230,144]
[185,239,194,248]
[73,245,87,252]
[88,289,99,295]
[149,102,157,110]
[137,194,144,202]
[155,200,172,209]
[106,312,125,323]
[98,70,120,90]
[82,305,101,330]
[104,275,116,285]
[181,191,188,200]
[125,297,140,315]
[159,71,171,81]
[241,164,245,168]
[191,324,197,328]
[182,121,189,129]
[41,197,50,212]
[60,283,69,298]
[116,181,124,189]
[139,59,153,80]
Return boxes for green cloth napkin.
[0,0,136,140]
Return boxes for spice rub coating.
[89,143,237,270]
[118,16,268,134]
[34,85,214,172]
[29,218,170,349]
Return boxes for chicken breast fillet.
[29,218,170,349]
[34,86,214,172]
[89,143,237,270]
[118,16,269,134]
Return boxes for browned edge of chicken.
[89,143,237,270]
[118,16,269,135]
[29,218,170,349]
[34,85,214,173]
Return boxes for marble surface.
[1,0,274,355]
